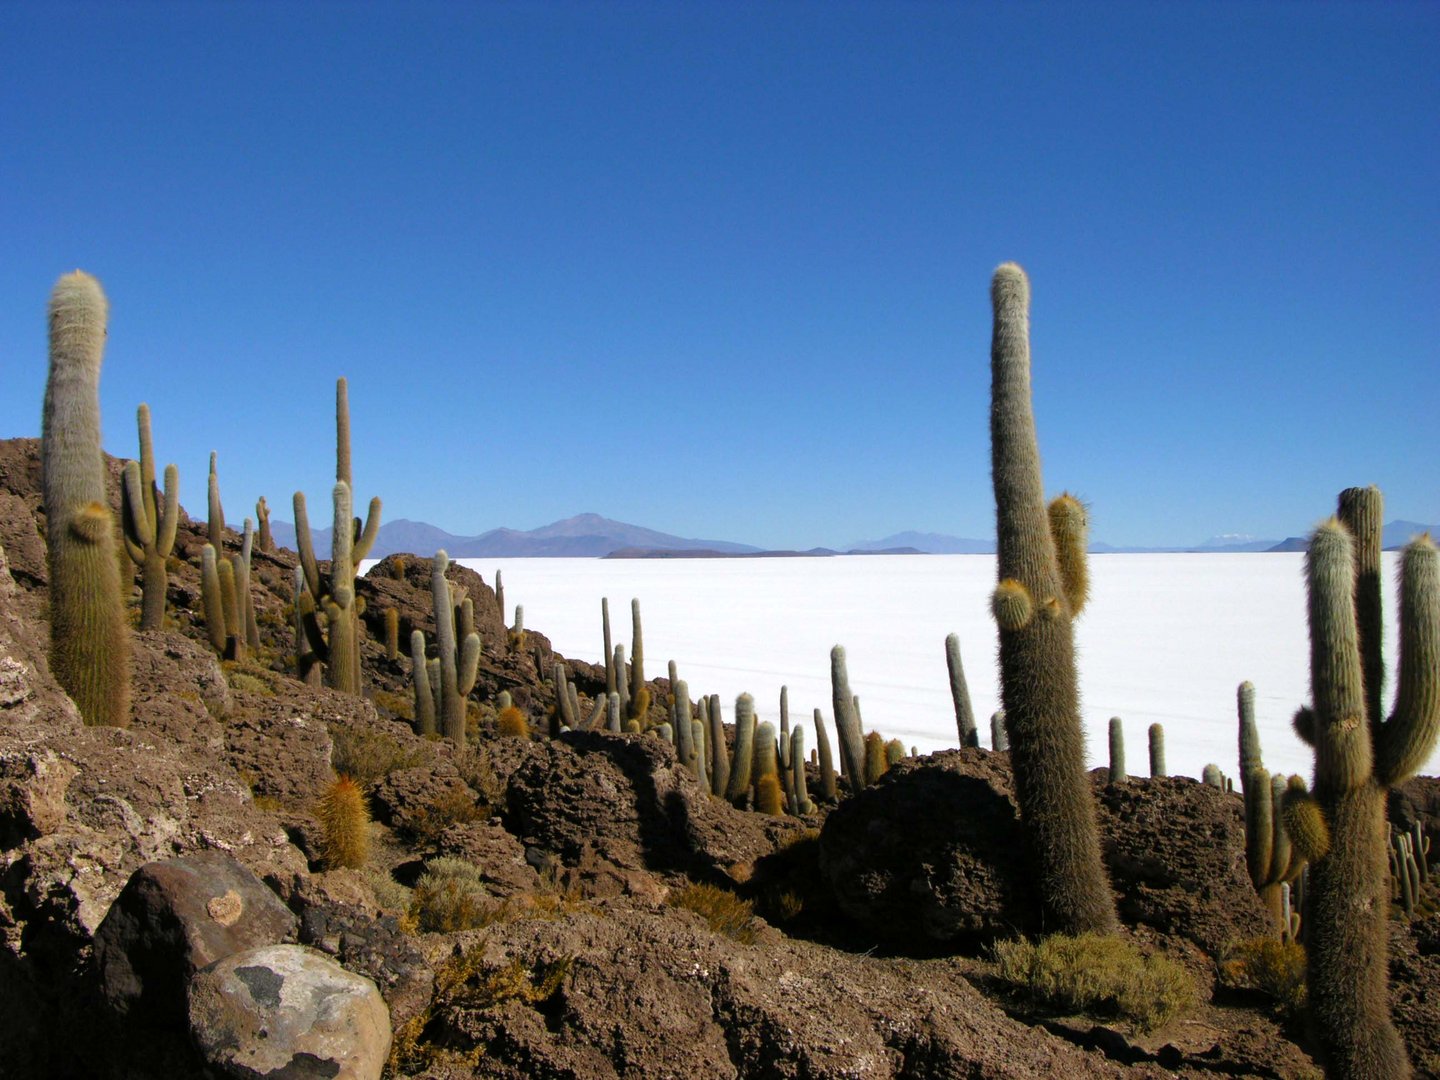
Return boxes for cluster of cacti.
[41,271,131,728]
[409,551,481,745]
[1201,764,1231,792]
[292,378,381,695]
[985,262,1116,934]
[199,517,259,660]
[1236,681,1309,932]
[119,404,180,631]
[830,645,866,788]
[1278,488,1439,1078]
[1388,823,1430,918]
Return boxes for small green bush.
[991,932,1197,1033]
[668,883,758,945]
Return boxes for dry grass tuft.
[668,882,758,945]
[991,932,1197,1033]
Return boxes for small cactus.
[317,775,370,869]
[945,633,979,748]
[497,705,529,739]
[1107,717,1125,784]
[813,708,837,802]
[1148,723,1166,778]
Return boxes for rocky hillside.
[1,435,1437,1079]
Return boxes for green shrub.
[991,932,1197,1033]
[668,883,758,945]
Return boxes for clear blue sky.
[3,1,1436,549]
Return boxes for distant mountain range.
[270,512,1438,560]
[269,513,762,560]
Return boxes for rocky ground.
[1,435,1437,1079]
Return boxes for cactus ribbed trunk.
[987,263,1115,935]
[42,271,130,727]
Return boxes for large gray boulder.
[188,944,391,1080]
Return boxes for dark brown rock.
[370,762,477,835]
[298,901,434,1027]
[93,852,299,1027]
[1094,773,1271,953]
[504,730,806,880]
[818,748,1033,944]
[432,818,542,897]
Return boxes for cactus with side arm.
[985,262,1116,934]
[1280,492,1439,1079]
[119,403,179,630]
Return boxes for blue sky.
[3,1,1436,549]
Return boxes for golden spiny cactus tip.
[991,579,1033,632]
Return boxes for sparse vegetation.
[1219,937,1308,1018]
[667,882,758,945]
[401,786,488,847]
[991,932,1197,1033]
[329,726,427,788]
[388,943,571,1075]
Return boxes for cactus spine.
[1292,494,1439,1080]
[41,271,130,727]
[986,262,1115,934]
[120,404,179,630]
[945,633,979,748]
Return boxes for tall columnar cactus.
[120,403,179,630]
[255,495,274,553]
[293,566,321,686]
[724,693,757,805]
[1280,498,1439,1080]
[791,727,814,815]
[990,711,1008,752]
[410,629,436,736]
[986,262,1116,934]
[237,517,259,650]
[709,693,730,796]
[207,451,225,552]
[673,678,697,775]
[629,598,645,717]
[601,597,614,696]
[42,271,130,727]
[945,633,979,748]
[432,551,481,745]
[292,377,382,694]
[830,645,865,787]
[779,686,791,769]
